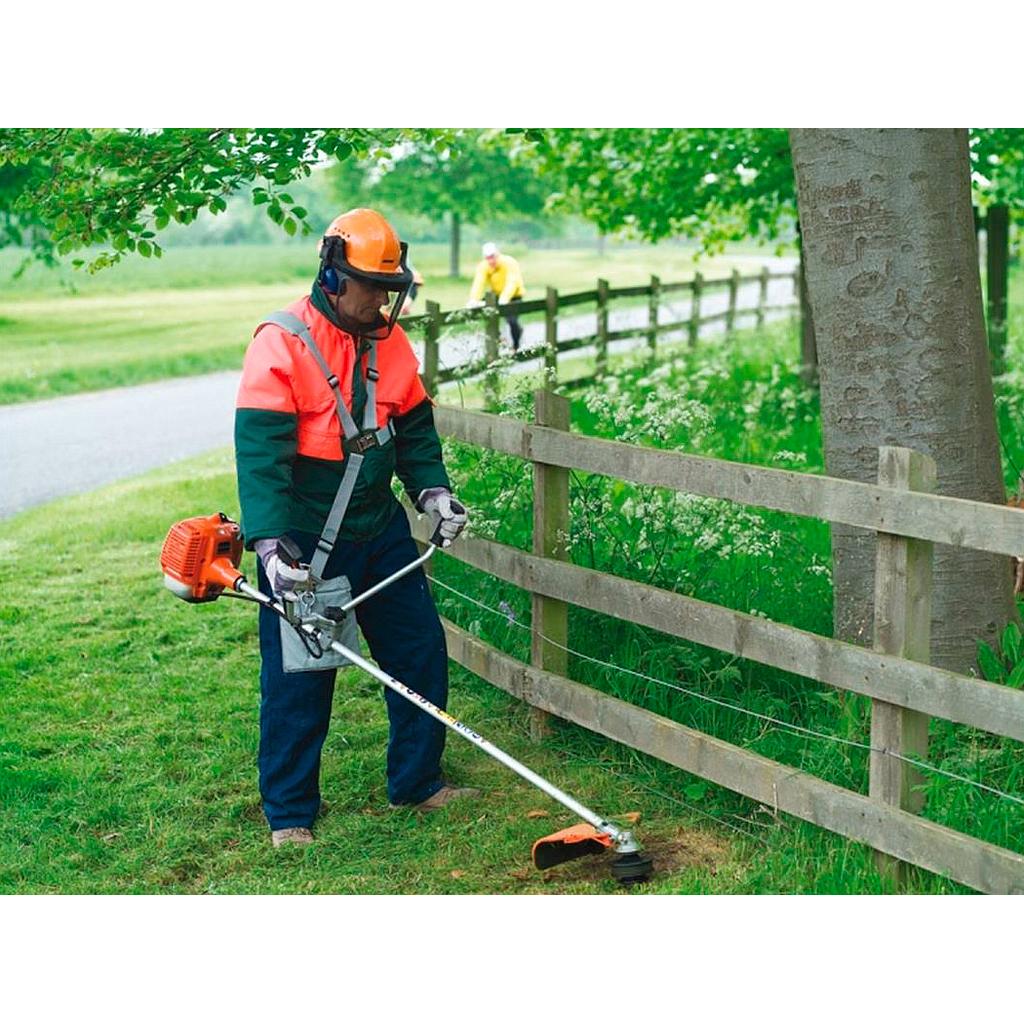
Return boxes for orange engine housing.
[160,512,244,603]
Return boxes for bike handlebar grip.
[429,523,447,548]
[276,535,305,568]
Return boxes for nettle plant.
[977,621,1024,688]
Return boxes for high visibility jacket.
[234,289,449,547]
[468,254,525,305]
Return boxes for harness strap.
[257,310,395,580]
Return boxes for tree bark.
[796,227,818,385]
[789,128,1013,674]
[449,210,461,279]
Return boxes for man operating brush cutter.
[168,207,654,881]
[234,208,475,848]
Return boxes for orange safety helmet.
[319,209,413,338]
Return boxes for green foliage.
[516,128,796,251]
[0,128,457,272]
[977,621,1024,688]
[351,129,551,227]
[513,128,1024,251]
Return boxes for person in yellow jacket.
[467,241,526,351]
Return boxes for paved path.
[0,372,239,520]
[0,261,798,521]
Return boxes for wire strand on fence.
[427,572,1024,811]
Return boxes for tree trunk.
[789,128,1013,674]
[796,228,818,385]
[449,210,460,279]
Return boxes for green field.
[0,242,783,404]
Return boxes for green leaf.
[1002,621,1021,664]
[291,206,308,219]
[1007,659,1024,689]
[283,217,296,237]
[977,642,1005,683]
[138,240,152,258]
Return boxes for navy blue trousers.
[256,509,448,829]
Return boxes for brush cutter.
[160,511,654,886]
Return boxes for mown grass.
[0,242,782,404]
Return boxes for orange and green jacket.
[234,284,449,548]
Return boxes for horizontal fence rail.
[422,396,1024,893]
[433,407,1024,559]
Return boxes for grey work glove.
[254,537,310,595]
[417,487,469,548]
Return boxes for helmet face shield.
[319,235,414,339]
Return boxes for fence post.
[484,292,500,408]
[596,278,609,378]
[647,274,660,362]
[689,271,703,347]
[869,445,935,885]
[423,300,441,396]
[545,286,559,385]
[726,268,740,335]
[986,203,1009,375]
[757,266,769,330]
[531,388,570,741]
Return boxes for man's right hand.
[255,538,310,595]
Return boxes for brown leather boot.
[271,827,314,848]
[400,784,481,813]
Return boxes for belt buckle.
[346,431,378,455]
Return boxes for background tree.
[355,129,551,277]
[789,128,1013,673]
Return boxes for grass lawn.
[0,242,788,404]
[0,403,976,895]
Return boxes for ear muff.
[318,237,347,295]
[321,265,344,294]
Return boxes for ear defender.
[318,237,347,295]
[321,266,343,293]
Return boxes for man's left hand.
[418,487,469,547]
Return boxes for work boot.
[391,784,481,813]
[271,827,313,848]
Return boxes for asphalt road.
[0,371,240,520]
[0,262,797,521]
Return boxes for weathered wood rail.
[413,396,1024,893]
[401,267,801,398]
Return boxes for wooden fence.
[411,393,1024,893]
[401,267,801,398]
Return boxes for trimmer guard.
[531,823,614,870]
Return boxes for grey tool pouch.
[279,575,360,673]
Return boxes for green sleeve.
[392,399,450,503]
[235,407,298,548]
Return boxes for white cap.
[482,242,499,257]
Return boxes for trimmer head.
[531,823,654,886]
[532,823,614,869]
